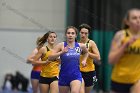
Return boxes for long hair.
[38,31,57,46]
[36,36,42,46]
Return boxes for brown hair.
[65,26,78,35]
[122,8,140,29]
[36,36,42,46]
[65,26,78,42]
[38,31,57,46]
[79,23,91,33]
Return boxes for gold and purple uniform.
[31,48,42,79]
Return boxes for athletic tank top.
[111,29,140,83]
[80,40,95,72]
[40,46,60,77]
[32,48,42,71]
[59,42,81,77]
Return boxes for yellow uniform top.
[80,40,95,72]
[40,46,60,78]
[111,29,140,83]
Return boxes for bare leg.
[85,86,93,93]
[59,86,70,93]
[80,78,85,93]
[31,79,39,93]
[131,81,140,93]
[50,80,59,93]
[39,83,49,93]
[70,80,81,93]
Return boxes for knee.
[71,89,80,93]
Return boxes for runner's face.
[47,33,57,44]
[127,10,140,31]
[80,28,89,40]
[66,28,77,42]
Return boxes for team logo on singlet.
[65,47,81,56]
[126,46,140,54]
[75,47,81,53]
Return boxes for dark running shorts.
[31,70,40,80]
[81,71,96,87]
[39,76,58,85]
[111,80,133,93]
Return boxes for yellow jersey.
[40,46,60,78]
[111,29,140,83]
[80,40,95,72]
